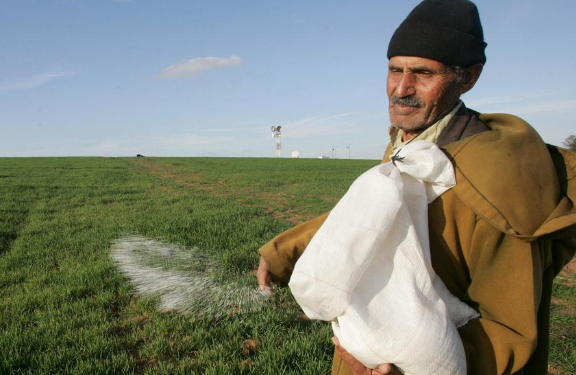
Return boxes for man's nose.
[395,73,416,97]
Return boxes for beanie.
[387,0,487,67]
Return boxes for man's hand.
[332,337,401,375]
[256,256,273,294]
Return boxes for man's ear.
[459,63,483,94]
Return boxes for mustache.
[391,95,422,108]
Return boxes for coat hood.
[443,113,576,241]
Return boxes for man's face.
[387,56,462,133]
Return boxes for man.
[257,0,576,374]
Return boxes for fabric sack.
[289,140,479,375]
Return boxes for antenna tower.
[271,126,282,157]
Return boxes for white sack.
[288,140,479,375]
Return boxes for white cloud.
[465,89,558,109]
[195,127,250,133]
[29,133,235,157]
[60,0,135,2]
[279,113,358,138]
[500,99,576,116]
[287,124,358,138]
[159,55,243,79]
[0,71,74,90]
[83,140,135,153]
[151,133,232,147]
[82,133,232,154]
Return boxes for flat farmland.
[0,157,574,375]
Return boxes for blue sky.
[1,0,575,159]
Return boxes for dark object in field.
[137,154,145,157]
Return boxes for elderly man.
[257,0,576,374]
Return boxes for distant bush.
[563,135,576,152]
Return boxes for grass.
[0,157,376,375]
[549,271,576,375]
[0,156,574,374]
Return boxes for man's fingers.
[332,337,372,375]
[256,256,272,293]
[333,337,399,375]
[374,363,392,373]
[373,364,401,375]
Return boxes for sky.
[1,0,575,159]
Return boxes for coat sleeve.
[429,193,544,374]
[258,213,328,285]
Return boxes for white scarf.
[289,140,479,375]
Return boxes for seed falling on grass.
[111,235,271,320]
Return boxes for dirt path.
[129,159,314,225]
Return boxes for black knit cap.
[387,0,487,67]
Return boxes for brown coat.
[259,109,576,375]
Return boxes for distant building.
[292,151,300,158]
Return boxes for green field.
[1,157,574,374]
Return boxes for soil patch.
[130,159,314,224]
